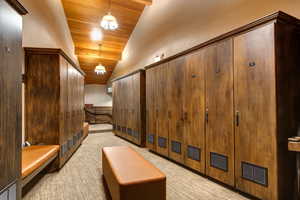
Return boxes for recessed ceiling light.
[90,28,103,41]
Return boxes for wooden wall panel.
[25,54,60,145]
[0,1,23,195]
[168,57,185,163]
[25,48,85,169]
[205,39,234,186]
[59,56,69,146]
[234,24,277,200]
[183,51,206,173]
[144,12,300,200]
[112,70,146,146]
[146,67,157,150]
[156,64,169,157]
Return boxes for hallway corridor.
[23,126,248,200]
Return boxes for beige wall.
[19,0,78,64]
[85,84,112,107]
[111,0,300,79]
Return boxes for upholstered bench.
[22,145,59,187]
[102,146,166,200]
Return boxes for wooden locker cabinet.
[205,39,235,186]
[183,50,206,174]
[145,12,300,200]
[112,70,146,147]
[156,64,169,157]
[168,57,185,164]
[0,1,27,199]
[25,48,85,169]
[146,67,157,151]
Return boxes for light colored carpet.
[89,124,113,133]
[23,128,249,200]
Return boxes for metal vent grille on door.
[133,130,139,139]
[187,146,200,161]
[127,128,133,136]
[147,134,154,144]
[242,162,268,186]
[61,143,68,156]
[158,137,167,148]
[68,139,73,150]
[210,152,228,171]
[171,141,181,154]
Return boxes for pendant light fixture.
[100,0,118,30]
[95,64,106,75]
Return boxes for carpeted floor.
[23,127,249,200]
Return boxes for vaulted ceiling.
[62,0,151,84]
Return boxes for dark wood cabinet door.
[183,50,206,173]
[146,68,157,150]
[168,57,185,163]
[205,40,235,186]
[0,0,23,191]
[59,57,69,146]
[234,23,277,200]
[156,64,169,157]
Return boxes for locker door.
[126,76,133,141]
[234,24,277,200]
[146,68,157,151]
[205,40,234,186]
[112,82,118,136]
[131,74,139,144]
[168,57,185,163]
[183,50,206,173]
[156,64,169,157]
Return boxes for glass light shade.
[95,64,106,75]
[100,12,118,30]
[90,28,103,41]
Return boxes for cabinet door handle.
[236,111,240,127]
[205,109,209,123]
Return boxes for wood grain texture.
[274,21,300,200]
[145,12,300,200]
[168,57,185,164]
[205,39,234,186]
[112,70,146,146]
[61,0,146,84]
[0,1,23,198]
[183,50,206,173]
[145,67,157,151]
[25,48,85,169]
[234,23,277,200]
[156,64,169,157]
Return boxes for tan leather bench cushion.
[102,146,166,200]
[22,145,59,178]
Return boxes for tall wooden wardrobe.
[145,12,300,200]
[24,48,85,169]
[112,70,146,147]
[0,1,27,200]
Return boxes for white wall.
[85,84,112,107]
[111,0,300,79]
[19,0,78,64]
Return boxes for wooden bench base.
[102,146,166,200]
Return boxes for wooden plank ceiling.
[62,0,150,84]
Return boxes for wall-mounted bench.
[102,146,166,200]
[22,145,59,187]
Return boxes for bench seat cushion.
[102,146,166,200]
[22,145,59,179]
